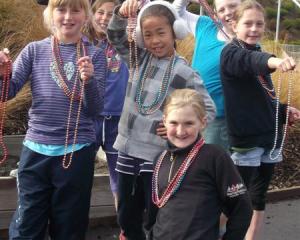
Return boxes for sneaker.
[9,168,18,178]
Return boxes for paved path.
[262,198,300,240]
[86,198,300,240]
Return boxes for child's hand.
[268,56,296,72]
[0,49,11,77]
[119,0,140,18]
[156,121,168,139]
[288,106,300,126]
[78,56,94,83]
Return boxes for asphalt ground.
[86,198,300,240]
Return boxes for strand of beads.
[0,49,11,165]
[62,74,85,169]
[51,37,81,100]
[258,75,276,99]
[52,38,87,169]
[126,0,149,82]
[127,16,139,83]
[135,53,176,115]
[269,71,294,160]
[152,138,205,208]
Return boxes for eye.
[168,121,177,126]
[257,22,264,27]
[143,32,151,38]
[244,21,252,27]
[97,10,105,15]
[229,4,238,10]
[72,8,81,13]
[217,8,225,14]
[56,7,65,12]
[185,121,194,126]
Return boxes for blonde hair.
[43,0,91,34]
[233,0,265,22]
[164,89,206,120]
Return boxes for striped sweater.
[8,37,106,145]
[107,11,216,162]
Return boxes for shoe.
[9,168,18,178]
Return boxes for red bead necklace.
[51,37,82,100]
[51,37,87,169]
[152,138,205,208]
[0,50,12,165]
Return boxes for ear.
[232,21,238,34]
[162,115,167,126]
[200,116,207,132]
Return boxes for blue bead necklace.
[135,53,176,115]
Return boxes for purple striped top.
[8,37,106,145]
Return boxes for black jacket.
[153,141,252,240]
[220,39,287,148]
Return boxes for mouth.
[63,23,75,28]
[152,47,163,53]
[97,23,108,29]
[248,35,259,39]
[175,136,188,140]
[225,18,233,24]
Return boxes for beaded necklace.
[99,39,121,71]
[235,39,294,160]
[51,36,87,169]
[126,0,149,82]
[127,16,139,82]
[152,138,205,208]
[269,71,294,160]
[51,37,83,100]
[135,53,176,115]
[0,49,11,165]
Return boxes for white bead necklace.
[269,71,294,160]
[235,39,294,160]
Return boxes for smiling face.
[141,15,175,58]
[164,105,206,149]
[233,8,265,45]
[52,5,87,43]
[93,2,115,35]
[215,0,241,34]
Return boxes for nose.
[250,24,258,31]
[151,36,160,45]
[65,10,72,20]
[103,12,110,21]
[176,125,185,136]
[224,7,233,17]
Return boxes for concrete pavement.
[86,198,300,240]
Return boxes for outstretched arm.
[173,0,200,36]
[107,0,145,65]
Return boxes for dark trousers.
[117,172,158,240]
[94,116,120,193]
[237,163,275,211]
[9,144,95,240]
